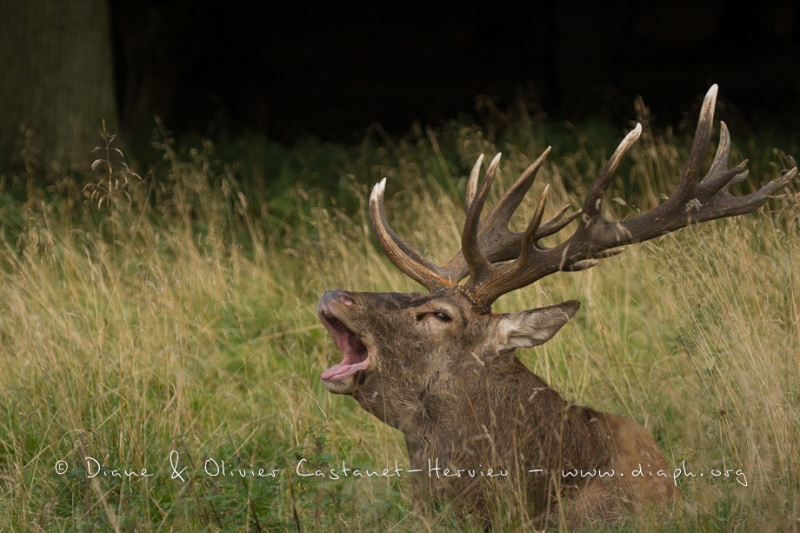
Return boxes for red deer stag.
[317,85,797,528]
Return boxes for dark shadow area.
[111,0,800,143]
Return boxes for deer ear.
[496,300,580,351]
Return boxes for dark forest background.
[1,0,798,173]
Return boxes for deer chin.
[318,308,371,394]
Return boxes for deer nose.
[320,290,355,307]
[333,290,354,305]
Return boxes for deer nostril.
[320,290,354,309]
[334,290,354,305]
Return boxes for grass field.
[0,112,798,531]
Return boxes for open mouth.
[319,308,370,382]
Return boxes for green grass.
[0,112,798,531]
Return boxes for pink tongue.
[321,364,352,381]
[321,358,369,381]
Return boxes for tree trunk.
[0,0,118,174]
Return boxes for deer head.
[317,85,796,524]
[319,287,579,430]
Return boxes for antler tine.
[700,166,797,218]
[582,124,642,218]
[707,119,731,177]
[668,84,717,204]
[369,179,454,291]
[461,153,502,285]
[697,121,749,196]
[518,184,551,263]
[491,147,553,225]
[537,205,582,239]
[465,154,484,210]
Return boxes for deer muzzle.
[318,290,371,393]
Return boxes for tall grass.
[0,112,797,531]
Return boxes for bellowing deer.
[317,86,797,527]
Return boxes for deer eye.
[415,311,452,323]
[432,311,452,322]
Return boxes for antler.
[369,85,798,312]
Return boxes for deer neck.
[400,356,612,475]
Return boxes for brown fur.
[318,288,678,528]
